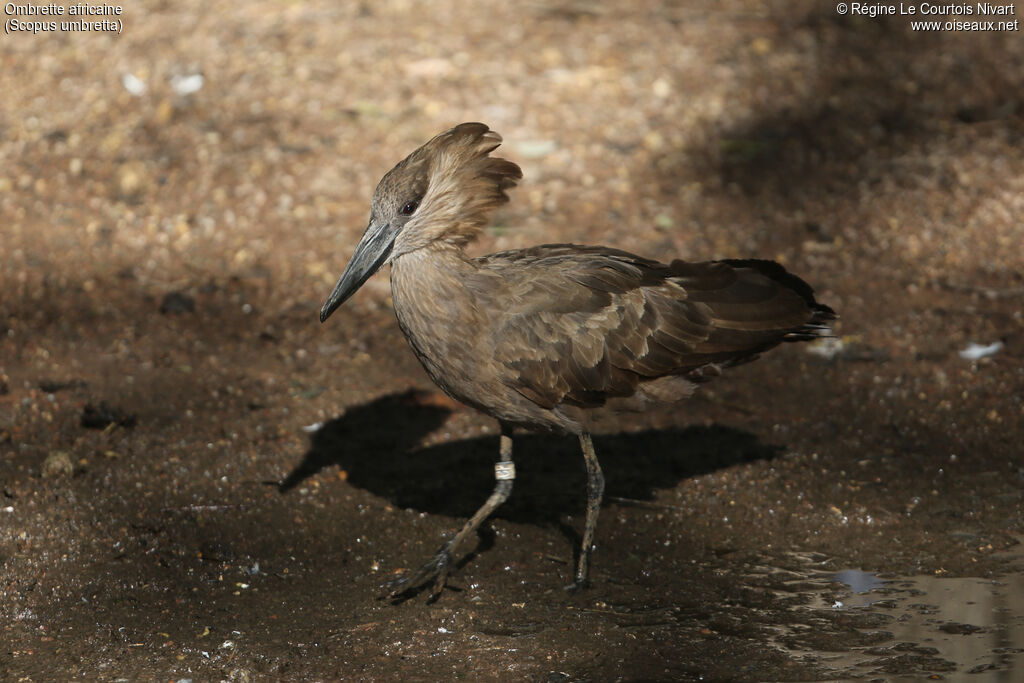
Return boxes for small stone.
[514,140,557,159]
[643,131,664,151]
[403,58,452,78]
[117,162,149,200]
[160,291,195,315]
[81,402,137,430]
[121,72,147,96]
[171,73,204,96]
[42,451,74,479]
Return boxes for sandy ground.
[2,1,1023,680]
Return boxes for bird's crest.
[388,123,522,253]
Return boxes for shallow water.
[751,547,1024,680]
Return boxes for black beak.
[320,221,400,323]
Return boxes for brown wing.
[473,244,834,410]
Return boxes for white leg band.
[494,461,516,481]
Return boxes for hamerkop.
[320,122,835,600]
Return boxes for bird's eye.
[400,200,419,216]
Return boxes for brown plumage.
[320,122,836,601]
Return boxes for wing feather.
[473,244,833,410]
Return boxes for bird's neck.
[389,245,491,398]
[391,242,477,285]
[390,244,484,339]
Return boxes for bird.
[319,122,835,601]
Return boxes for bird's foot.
[564,577,591,594]
[384,542,454,602]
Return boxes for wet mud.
[3,1,1023,680]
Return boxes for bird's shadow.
[280,391,781,527]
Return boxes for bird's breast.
[389,249,495,400]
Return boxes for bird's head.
[320,122,522,323]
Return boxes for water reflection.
[754,552,1024,680]
[831,569,887,607]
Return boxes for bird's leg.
[568,432,604,592]
[386,424,515,601]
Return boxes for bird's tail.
[719,258,837,341]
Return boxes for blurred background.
[2,1,1023,680]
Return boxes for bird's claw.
[384,543,454,602]
[564,577,590,594]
